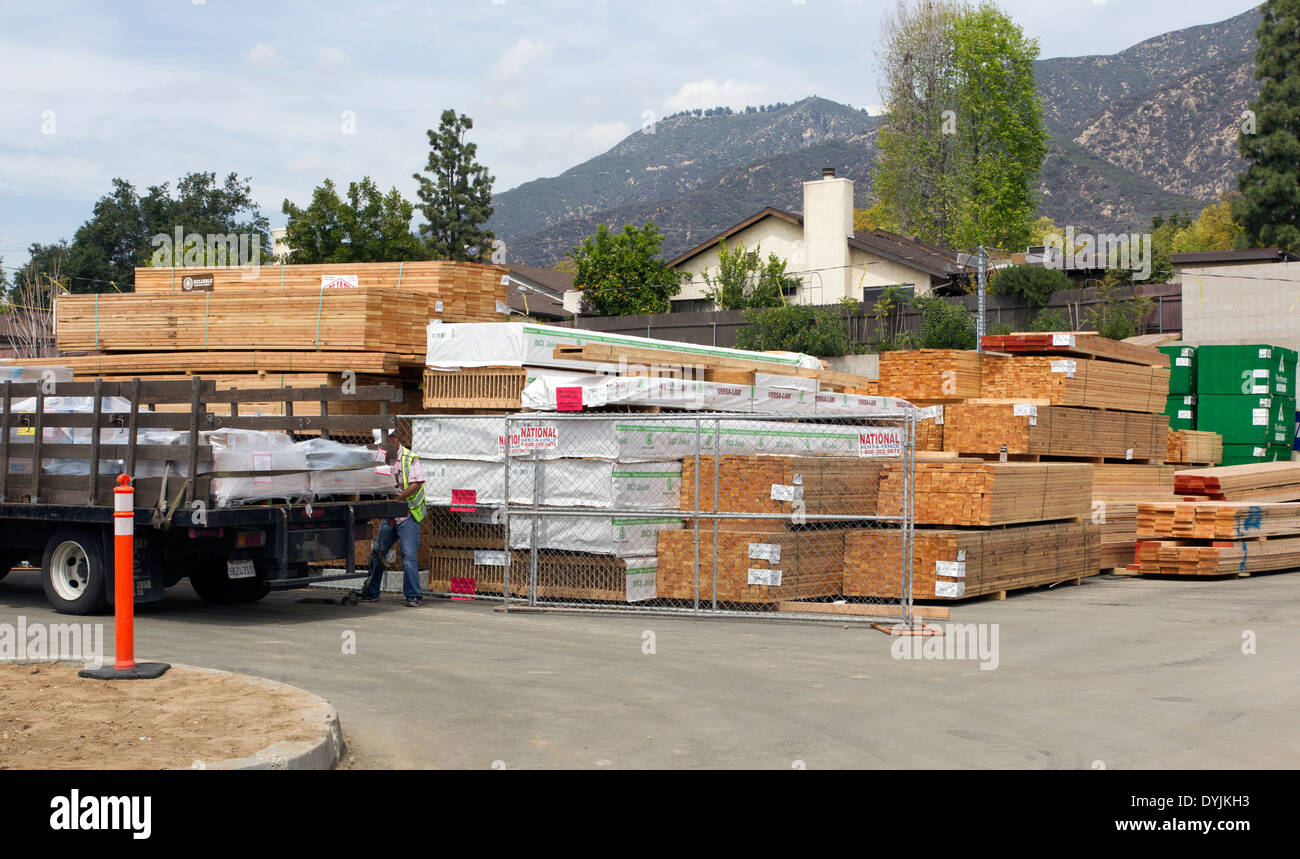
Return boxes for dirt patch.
[0,663,323,769]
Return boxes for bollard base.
[78,662,171,681]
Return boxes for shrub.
[736,304,854,357]
[990,264,1071,307]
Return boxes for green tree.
[282,177,427,264]
[413,110,496,261]
[1234,0,1300,253]
[568,223,684,316]
[699,239,797,309]
[872,1,1047,250]
[989,264,1070,306]
[1084,282,1155,340]
[26,172,269,293]
[736,304,855,357]
[1170,197,1245,253]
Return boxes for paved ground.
[2,568,1297,769]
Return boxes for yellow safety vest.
[398,447,426,523]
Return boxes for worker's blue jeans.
[364,516,422,601]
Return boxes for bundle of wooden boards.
[1098,502,1140,569]
[132,260,509,325]
[1136,538,1300,577]
[941,404,1167,461]
[1166,429,1224,466]
[880,459,1093,526]
[877,350,982,400]
[656,526,845,603]
[844,521,1101,601]
[1092,464,1176,500]
[982,333,1171,368]
[1173,462,1300,502]
[679,454,881,517]
[1138,500,1300,540]
[1133,489,1300,578]
[56,289,431,354]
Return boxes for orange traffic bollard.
[113,473,135,670]
[79,474,170,680]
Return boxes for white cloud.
[244,43,288,69]
[662,79,768,113]
[578,121,631,151]
[315,46,352,70]
[493,37,552,79]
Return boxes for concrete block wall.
[1181,262,1300,350]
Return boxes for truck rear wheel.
[189,558,261,605]
[41,529,108,615]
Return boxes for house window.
[670,298,716,313]
[863,284,914,306]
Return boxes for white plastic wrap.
[420,458,682,509]
[508,514,682,557]
[427,321,824,372]
[299,438,398,498]
[208,428,309,507]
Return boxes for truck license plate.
[227,559,257,580]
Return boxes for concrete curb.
[174,664,344,771]
[1,658,344,771]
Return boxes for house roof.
[1171,248,1300,265]
[666,208,803,268]
[666,207,965,281]
[506,263,573,298]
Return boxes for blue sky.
[0,0,1259,269]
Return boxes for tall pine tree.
[413,110,496,261]
[1234,0,1300,253]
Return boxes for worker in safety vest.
[361,433,427,606]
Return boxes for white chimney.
[801,169,855,301]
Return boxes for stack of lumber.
[1138,501,1300,540]
[656,526,845,603]
[425,548,656,601]
[679,455,881,517]
[843,521,1100,600]
[133,260,508,324]
[876,350,982,400]
[12,351,405,376]
[1136,538,1300,577]
[980,332,1170,368]
[879,459,1093,526]
[1174,462,1300,502]
[979,355,1170,413]
[1098,502,1140,569]
[1167,429,1224,466]
[942,403,1168,460]
[55,289,430,354]
[423,367,528,410]
[913,402,945,451]
[1092,464,1176,500]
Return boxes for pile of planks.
[1092,464,1176,500]
[1136,538,1300,577]
[981,332,1170,368]
[133,260,509,324]
[941,403,1168,460]
[1167,429,1224,466]
[979,355,1170,413]
[1138,500,1300,540]
[656,525,846,603]
[876,350,982,401]
[1097,502,1140,569]
[1174,462,1300,502]
[844,521,1101,601]
[679,455,881,517]
[879,459,1093,526]
[55,289,430,354]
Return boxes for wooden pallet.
[55,288,431,354]
[1174,462,1300,501]
[843,521,1101,600]
[1166,430,1224,468]
[941,403,1169,460]
[979,355,1170,413]
[133,260,508,324]
[877,350,983,401]
[679,455,881,517]
[423,367,527,410]
[980,332,1170,368]
[879,459,1094,526]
